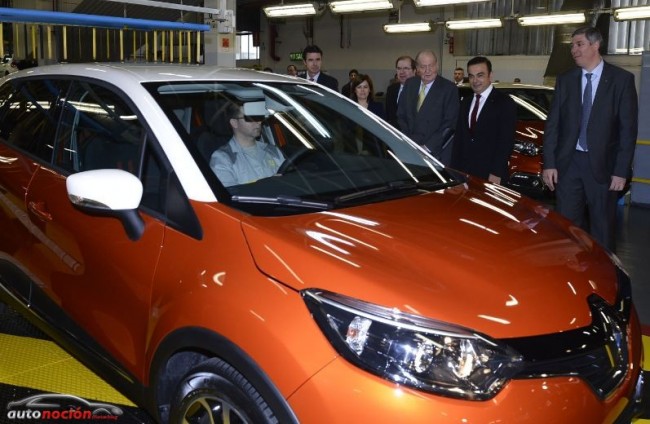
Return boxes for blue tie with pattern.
[578,73,592,151]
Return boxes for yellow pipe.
[47,26,52,60]
[63,26,67,61]
[154,31,157,62]
[632,177,650,185]
[92,28,96,60]
[162,30,165,62]
[196,31,200,63]
[169,30,173,62]
[637,140,650,146]
[186,30,191,64]
[0,23,4,58]
[119,29,124,62]
[31,25,37,59]
[132,30,136,61]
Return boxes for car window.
[0,79,68,163]
[146,81,458,215]
[54,81,144,175]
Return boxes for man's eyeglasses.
[236,115,265,123]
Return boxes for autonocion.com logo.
[6,393,123,421]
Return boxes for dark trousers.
[556,151,618,251]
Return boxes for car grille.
[504,295,630,399]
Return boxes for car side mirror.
[66,169,145,241]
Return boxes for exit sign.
[289,52,303,61]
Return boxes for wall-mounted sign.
[289,52,303,61]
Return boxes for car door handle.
[28,201,53,222]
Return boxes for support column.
[630,51,650,206]
[203,0,235,67]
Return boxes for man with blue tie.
[543,26,638,251]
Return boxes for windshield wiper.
[230,195,332,210]
[334,180,457,205]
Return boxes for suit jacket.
[543,62,638,183]
[451,88,516,181]
[385,82,401,128]
[397,75,459,164]
[316,73,339,91]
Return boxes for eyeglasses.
[236,115,265,123]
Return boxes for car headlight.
[513,141,542,156]
[302,289,524,400]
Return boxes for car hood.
[241,179,618,338]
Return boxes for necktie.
[397,84,403,103]
[470,94,481,132]
[416,84,426,111]
[309,77,314,82]
[578,73,592,151]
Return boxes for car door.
[24,78,166,378]
[0,79,68,304]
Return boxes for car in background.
[1,54,18,76]
[0,64,644,423]
[459,83,554,198]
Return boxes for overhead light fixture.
[613,6,650,21]
[445,18,502,30]
[329,0,393,14]
[414,0,490,6]
[517,12,586,26]
[383,22,432,33]
[263,2,317,18]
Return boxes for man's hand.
[543,169,558,191]
[610,176,627,191]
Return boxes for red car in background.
[459,83,554,198]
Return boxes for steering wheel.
[277,147,314,175]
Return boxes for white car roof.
[11,62,302,84]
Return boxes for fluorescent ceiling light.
[445,18,502,30]
[614,6,650,21]
[329,0,393,14]
[263,3,317,17]
[383,22,432,33]
[414,0,490,7]
[517,12,586,26]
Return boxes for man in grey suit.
[397,50,459,165]
[543,26,638,251]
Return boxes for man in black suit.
[341,69,359,98]
[543,26,638,251]
[301,45,339,91]
[452,56,516,184]
[385,55,415,128]
[397,50,459,164]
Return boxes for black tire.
[169,358,278,424]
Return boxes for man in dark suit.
[543,26,638,251]
[385,55,415,128]
[341,69,359,98]
[397,50,459,164]
[301,45,338,91]
[451,56,516,185]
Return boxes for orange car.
[0,64,644,423]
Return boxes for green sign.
[289,52,303,61]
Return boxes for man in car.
[451,56,516,185]
[209,103,284,187]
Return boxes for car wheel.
[169,358,278,424]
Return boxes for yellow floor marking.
[0,333,135,406]
[642,336,650,371]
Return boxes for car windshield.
[146,81,460,215]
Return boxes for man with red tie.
[451,56,516,185]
